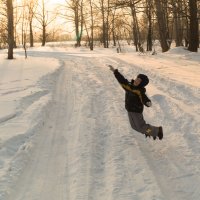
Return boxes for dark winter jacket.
[114,69,151,113]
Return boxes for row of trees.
[0,0,199,59]
[1,0,59,58]
[67,0,199,52]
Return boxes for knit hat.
[137,74,149,87]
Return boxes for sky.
[47,0,74,35]
[48,0,67,7]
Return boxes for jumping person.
[108,65,163,140]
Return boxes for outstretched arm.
[108,65,129,85]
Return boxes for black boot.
[158,127,163,140]
[145,133,156,140]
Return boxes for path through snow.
[2,47,200,200]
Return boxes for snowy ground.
[0,45,199,200]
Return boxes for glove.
[146,101,152,107]
[108,65,115,72]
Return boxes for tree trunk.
[188,0,198,52]
[41,0,46,46]
[172,0,183,46]
[79,0,84,46]
[154,0,170,52]
[146,0,153,51]
[7,0,14,59]
[183,0,189,47]
[75,2,80,46]
[147,21,152,51]
[132,24,139,51]
[111,9,116,46]
[74,0,83,47]
[42,23,46,46]
[30,20,34,47]
[101,0,106,48]
[89,0,94,50]
[130,2,140,51]
[28,0,37,47]
[105,0,110,48]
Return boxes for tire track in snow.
[105,55,200,200]
[68,57,163,200]
[5,62,73,200]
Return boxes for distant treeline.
[0,0,199,59]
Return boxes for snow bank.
[0,52,60,198]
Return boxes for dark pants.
[128,112,159,137]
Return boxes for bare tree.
[146,0,153,51]
[35,0,57,46]
[3,0,199,53]
[99,0,108,47]
[89,0,94,50]
[130,0,142,51]
[0,0,7,49]
[27,0,38,47]
[171,0,184,46]
[115,0,143,51]
[65,0,84,47]
[188,0,199,52]
[20,0,27,46]
[110,3,117,46]
[154,0,170,52]
[85,0,94,50]
[6,0,14,59]
[75,0,84,47]
[183,0,189,47]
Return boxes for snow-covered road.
[1,46,200,200]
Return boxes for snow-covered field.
[0,45,199,200]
